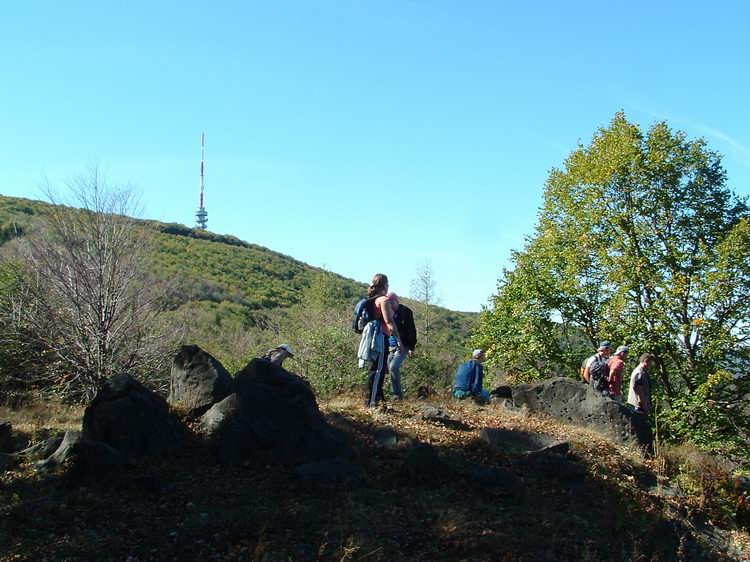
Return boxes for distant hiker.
[583,341,611,395]
[452,349,490,402]
[386,292,417,401]
[360,274,405,408]
[628,353,654,415]
[263,344,294,367]
[607,345,629,403]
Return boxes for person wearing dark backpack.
[385,292,416,401]
[362,274,405,408]
[582,341,612,395]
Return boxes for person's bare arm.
[382,301,405,353]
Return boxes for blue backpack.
[352,297,377,334]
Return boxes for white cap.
[472,349,484,358]
[278,344,294,356]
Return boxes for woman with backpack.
[364,273,405,408]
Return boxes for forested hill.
[0,193,476,383]
[0,194,475,315]
[0,194,354,309]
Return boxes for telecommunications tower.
[195,133,208,229]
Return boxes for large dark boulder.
[168,345,234,415]
[512,377,652,448]
[83,373,188,459]
[211,359,352,466]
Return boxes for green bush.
[658,370,750,462]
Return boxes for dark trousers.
[364,336,389,406]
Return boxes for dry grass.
[1,394,748,561]
[0,399,83,441]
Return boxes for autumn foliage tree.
[473,113,750,457]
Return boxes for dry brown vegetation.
[1,395,749,561]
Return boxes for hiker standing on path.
[452,349,490,402]
[364,274,405,408]
[628,353,654,414]
[607,345,629,403]
[386,292,416,401]
[583,341,612,395]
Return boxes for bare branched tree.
[410,259,441,344]
[3,165,174,400]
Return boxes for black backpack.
[352,297,378,334]
[395,304,417,349]
[588,354,610,393]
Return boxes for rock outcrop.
[83,373,188,459]
[36,430,127,480]
[17,435,65,461]
[511,377,652,448]
[198,393,239,436]
[208,358,352,466]
[168,345,234,415]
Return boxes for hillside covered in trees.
[0,190,476,401]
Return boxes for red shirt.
[607,356,624,397]
[374,296,392,336]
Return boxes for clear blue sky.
[2,1,749,311]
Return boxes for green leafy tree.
[284,272,361,393]
[473,112,750,456]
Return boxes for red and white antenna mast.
[195,133,208,229]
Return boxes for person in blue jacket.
[452,349,490,402]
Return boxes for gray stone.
[373,427,399,448]
[293,456,360,486]
[512,377,653,448]
[417,406,450,420]
[490,396,518,410]
[16,436,65,461]
[36,430,83,473]
[168,345,235,415]
[480,428,569,457]
[83,373,188,459]
[211,359,352,467]
[198,393,238,436]
[415,407,470,430]
[36,430,127,480]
